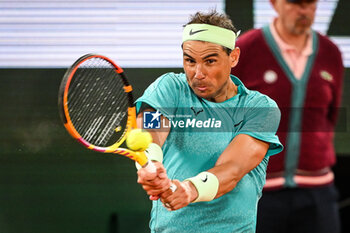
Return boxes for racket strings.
[67,57,129,147]
[74,64,117,129]
[70,63,110,131]
[69,64,103,118]
[73,67,127,146]
[74,67,110,141]
[90,66,128,145]
[80,60,128,145]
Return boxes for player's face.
[272,0,317,35]
[182,41,239,102]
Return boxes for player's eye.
[185,58,195,64]
[206,59,216,64]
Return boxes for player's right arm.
[136,107,170,147]
[136,107,172,199]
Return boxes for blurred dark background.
[0,1,349,233]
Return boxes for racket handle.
[142,160,157,174]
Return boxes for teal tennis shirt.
[136,73,283,233]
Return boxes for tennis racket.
[58,53,156,173]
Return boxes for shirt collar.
[230,74,249,95]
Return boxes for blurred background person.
[232,0,344,232]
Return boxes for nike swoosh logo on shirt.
[234,120,243,127]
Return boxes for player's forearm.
[208,163,244,198]
[180,163,250,202]
[211,134,268,198]
[171,135,268,205]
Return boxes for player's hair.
[184,10,237,55]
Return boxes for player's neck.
[210,79,237,103]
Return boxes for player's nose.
[194,64,205,79]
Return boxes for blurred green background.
[1,1,349,233]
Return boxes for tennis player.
[136,10,283,232]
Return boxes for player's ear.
[230,47,240,68]
[270,0,278,12]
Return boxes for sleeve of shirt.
[238,93,284,157]
[328,47,344,126]
[135,72,182,118]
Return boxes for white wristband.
[185,171,219,203]
[135,143,163,170]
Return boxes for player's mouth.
[196,86,207,91]
[193,82,209,92]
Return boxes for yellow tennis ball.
[126,129,152,151]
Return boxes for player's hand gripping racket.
[58,53,156,173]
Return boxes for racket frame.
[58,54,148,167]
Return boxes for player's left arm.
[208,133,269,198]
[160,134,269,210]
[160,96,281,211]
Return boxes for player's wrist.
[183,180,198,202]
[135,143,163,170]
[145,143,163,162]
[185,171,219,203]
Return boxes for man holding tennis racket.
[136,10,283,233]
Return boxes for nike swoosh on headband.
[189,29,208,35]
